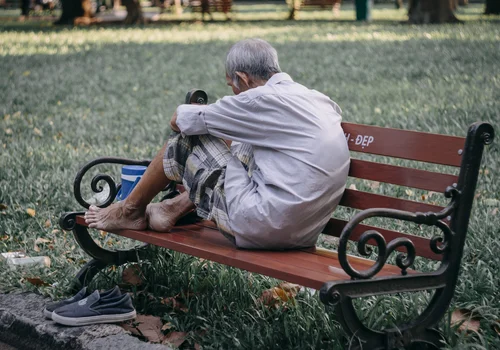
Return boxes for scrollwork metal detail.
[73,157,151,209]
[338,187,460,280]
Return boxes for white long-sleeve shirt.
[176,73,350,249]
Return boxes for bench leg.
[60,212,149,291]
[330,295,442,349]
[321,275,453,349]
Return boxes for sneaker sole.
[52,310,136,326]
[43,308,53,319]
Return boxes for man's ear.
[235,71,251,90]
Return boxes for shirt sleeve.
[176,93,267,145]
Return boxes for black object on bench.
[59,108,494,349]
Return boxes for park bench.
[288,0,341,20]
[59,118,494,349]
[189,0,232,20]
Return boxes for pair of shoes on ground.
[44,286,136,326]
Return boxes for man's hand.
[170,110,180,132]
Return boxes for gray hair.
[225,38,282,88]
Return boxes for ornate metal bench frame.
[59,122,494,350]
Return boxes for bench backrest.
[323,123,466,261]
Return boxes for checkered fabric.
[163,133,254,244]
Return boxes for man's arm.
[174,93,269,145]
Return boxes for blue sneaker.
[52,290,136,326]
[43,286,121,319]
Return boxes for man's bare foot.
[85,203,147,231]
[146,192,195,232]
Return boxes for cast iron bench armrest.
[73,157,152,209]
[336,186,458,281]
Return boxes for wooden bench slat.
[342,122,465,167]
[192,221,405,275]
[323,218,441,261]
[75,216,404,289]
[340,189,444,213]
[349,159,458,193]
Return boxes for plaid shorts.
[163,132,254,244]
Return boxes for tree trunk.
[485,0,500,15]
[395,0,403,9]
[20,0,30,17]
[55,0,93,24]
[408,0,460,24]
[122,0,144,24]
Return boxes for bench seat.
[76,215,404,290]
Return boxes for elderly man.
[85,38,350,249]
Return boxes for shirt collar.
[266,73,293,86]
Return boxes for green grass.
[1,3,499,349]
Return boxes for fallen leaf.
[161,322,174,331]
[369,181,380,190]
[348,184,357,191]
[100,230,107,238]
[25,277,50,287]
[194,343,202,350]
[120,320,142,337]
[451,309,481,334]
[34,237,51,252]
[26,208,36,217]
[51,229,60,234]
[33,128,43,136]
[161,296,189,313]
[122,264,143,286]
[44,219,51,228]
[491,208,499,216]
[22,70,30,76]
[258,283,301,308]
[405,189,414,197]
[484,169,490,175]
[135,315,165,343]
[0,204,7,210]
[4,128,12,135]
[163,331,188,348]
[279,282,302,293]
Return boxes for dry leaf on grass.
[121,315,165,343]
[26,208,36,217]
[163,331,188,348]
[348,184,357,191]
[25,277,50,287]
[194,343,202,350]
[161,295,189,313]
[122,264,143,286]
[491,208,498,216]
[0,204,7,210]
[34,237,51,252]
[136,315,164,343]
[451,309,481,334]
[44,219,51,228]
[161,322,174,331]
[258,282,302,308]
[120,321,142,337]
